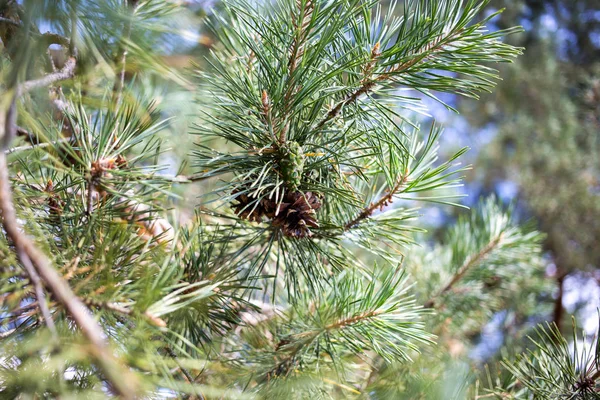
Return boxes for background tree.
[458,0,600,333]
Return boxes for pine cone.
[231,191,274,222]
[272,191,321,238]
[233,190,321,238]
[279,141,304,191]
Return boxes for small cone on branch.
[232,190,321,238]
[231,191,274,222]
[279,141,304,192]
[272,191,321,238]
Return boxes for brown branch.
[324,309,381,331]
[0,16,20,27]
[277,309,384,348]
[552,273,565,333]
[7,300,40,316]
[1,99,138,399]
[17,246,57,337]
[265,308,383,381]
[314,31,459,131]
[17,56,76,96]
[344,171,410,231]
[424,234,504,308]
[166,346,206,400]
[15,125,37,144]
[86,176,94,215]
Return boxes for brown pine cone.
[233,190,322,238]
[272,191,321,238]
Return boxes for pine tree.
[1,0,593,398]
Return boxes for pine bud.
[279,141,304,191]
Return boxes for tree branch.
[552,273,565,333]
[265,308,384,381]
[278,0,314,144]
[1,97,138,398]
[344,172,410,230]
[17,56,76,96]
[314,31,459,131]
[424,234,504,308]
[18,247,57,336]
[0,16,20,27]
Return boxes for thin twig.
[132,172,211,183]
[324,309,381,331]
[265,308,383,381]
[0,328,17,339]
[344,172,410,230]
[0,16,19,27]
[17,246,57,337]
[166,346,206,400]
[17,57,77,96]
[86,176,94,215]
[84,297,167,327]
[314,31,460,131]
[424,234,504,308]
[6,138,71,154]
[8,300,40,316]
[16,125,37,143]
[113,0,139,109]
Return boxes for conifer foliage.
[0,0,592,398]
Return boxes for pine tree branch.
[314,30,462,131]
[1,98,138,398]
[323,309,382,331]
[263,306,388,381]
[344,171,410,230]
[19,247,57,336]
[5,139,70,154]
[424,233,504,308]
[279,0,314,144]
[0,16,20,27]
[17,56,77,96]
[289,309,384,342]
[166,346,206,400]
